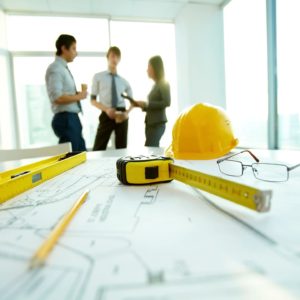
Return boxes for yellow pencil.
[29,190,89,269]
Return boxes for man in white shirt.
[91,46,133,150]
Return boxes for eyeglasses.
[217,150,300,182]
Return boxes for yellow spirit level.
[0,152,86,204]
[116,155,272,212]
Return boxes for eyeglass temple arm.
[217,149,260,163]
[242,150,260,162]
[288,163,300,171]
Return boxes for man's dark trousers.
[52,112,86,152]
[93,111,128,150]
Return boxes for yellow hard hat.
[165,103,238,160]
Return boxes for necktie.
[66,66,82,113]
[111,74,118,108]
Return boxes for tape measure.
[116,155,272,212]
[0,152,86,204]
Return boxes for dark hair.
[55,34,76,56]
[149,55,165,82]
[106,46,121,58]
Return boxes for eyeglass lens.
[218,160,243,176]
[252,163,289,182]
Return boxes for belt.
[55,111,79,115]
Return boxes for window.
[277,0,300,149]
[0,52,16,148]
[224,0,268,148]
[0,12,15,148]
[0,10,6,48]
[7,16,109,52]
[13,57,57,148]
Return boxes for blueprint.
[0,156,300,300]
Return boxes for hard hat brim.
[165,139,239,160]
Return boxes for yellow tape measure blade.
[169,164,272,212]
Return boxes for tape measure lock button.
[145,166,159,179]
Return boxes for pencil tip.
[29,258,44,270]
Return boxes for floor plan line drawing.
[0,158,300,300]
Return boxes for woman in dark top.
[135,56,171,147]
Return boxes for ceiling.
[0,0,229,21]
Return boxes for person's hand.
[122,111,129,121]
[77,91,88,100]
[135,101,147,109]
[106,108,116,119]
[115,111,129,123]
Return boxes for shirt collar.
[55,56,68,68]
[107,69,118,77]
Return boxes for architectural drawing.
[0,158,300,300]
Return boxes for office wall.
[175,4,226,112]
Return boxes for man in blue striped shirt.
[45,34,87,151]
